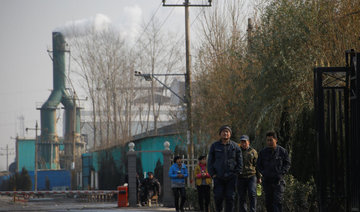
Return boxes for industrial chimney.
[39,32,81,170]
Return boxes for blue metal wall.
[28,170,71,190]
[17,139,70,191]
[82,153,92,189]
[0,175,10,187]
[81,133,185,189]
[17,139,66,172]
[17,139,35,171]
[136,134,183,173]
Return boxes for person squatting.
[139,172,161,206]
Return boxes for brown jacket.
[239,146,261,179]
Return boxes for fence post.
[162,141,174,207]
[127,142,137,207]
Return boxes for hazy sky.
[0,0,193,171]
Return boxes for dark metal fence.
[314,50,360,211]
[348,51,360,212]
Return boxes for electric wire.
[130,1,163,53]
[138,1,206,74]
[131,0,182,82]
[132,0,181,55]
[169,5,207,61]
[64,1,208,105]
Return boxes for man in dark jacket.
[208,125,243,212]
[257,131,291,212]
[140,172,161,205]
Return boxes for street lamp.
[26,121,39,192]
[135,71,194,185]
[135,71,186,103]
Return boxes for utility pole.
[0,145,14,171]
[5,145,8,171]
[72,91,77,190]
[73,92,77,170]
[25,121,39,191]
[162,0,212,186]
[35,122,38,192]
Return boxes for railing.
[0,190,118,203]
[171,155,198,186]
[314,50,360,211]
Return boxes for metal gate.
[314,50,360,211]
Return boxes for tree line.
[193,0,360,182]
[66,0,359,203]
[67,19,184,150]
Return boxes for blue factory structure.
[80,125,186,190]
[16,138,72,190]
[15,125,186,190]
[10,31,189,191]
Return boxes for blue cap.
[239,135,250,141]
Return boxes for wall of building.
[81,132,186,190]
[17,139,35,171]
[28,170,71,190]
[16,138,71,191]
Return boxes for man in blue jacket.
[257,131,291,212]
[208,125,243,212]
[169,156,188,212]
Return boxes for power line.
[130,1,163,52]
[137,1,205,78]
[170,5,208,54]
[129,0,184,89]
[162,0,211,188]
[0,145,14,171]
[131,0,181,56]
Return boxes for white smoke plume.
[118,5,142,44]
[54,13,112,38]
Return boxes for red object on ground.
[117,186,128,207]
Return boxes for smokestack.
[40,32,78,170]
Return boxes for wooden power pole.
[162,0,212,186]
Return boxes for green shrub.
[185,186,199,211]
[186,175,317,211]
[185,186,217,212]
[256,175,318,212]
[283,175,318,212]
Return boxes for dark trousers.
[172,187,186,212]
[238,175,257,212]
[197,185,211,212]
[263,179,285,212]
[213,175,237,212]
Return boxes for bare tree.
[192,0,249,143]
[193,0,360,150]
[68,26,138,148]
[62,16,185,148]
[134,18,183,135]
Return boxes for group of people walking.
[169,125,291,212]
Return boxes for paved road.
[0,196,176,212]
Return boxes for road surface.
[0,195,176,212]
